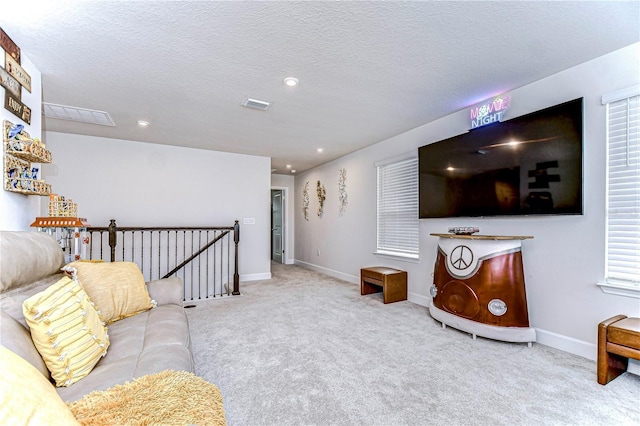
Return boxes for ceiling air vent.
[241,98,271,111]
[43,103,115,126]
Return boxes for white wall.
[271,173,295,264]
[0,51,42,231]
[42,132,272,280]
[294,43,640,364]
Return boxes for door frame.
[270,185,291,264]
[271,189,284,264]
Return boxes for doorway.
[271,189,284,263]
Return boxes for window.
[601,87,640,297]
[376,156,419,259]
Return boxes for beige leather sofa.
[0,231,194,402]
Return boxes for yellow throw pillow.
[22,276,109,387]
[0,346,81,425]
[66,261,154,324]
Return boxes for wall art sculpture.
[316,180,326,217]
[338,168,348,216]
[302,181,310,221]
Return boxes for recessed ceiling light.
[317,148,324,153]
[286,164,292,169]
[291,170,296,174]
[284,77,298,87]
[137,120,150,127]
[447,167,455,171]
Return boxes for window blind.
[376,157,419,258]
[606,94,640,284]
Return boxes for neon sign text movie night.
[470,96,511,129]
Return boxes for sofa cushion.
[0,231,64,293]
[0,274,62,328]
[147,277,184,306]
[66,261,154,324]
[105,304,191,361]
[0,311,50,378]
[56,304,194,403]
[23,276,110,387]
[0,346,80,425]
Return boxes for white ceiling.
[1,1,638,174]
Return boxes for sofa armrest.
[146,277,183,306]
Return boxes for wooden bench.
[360,267,407,304]
[597,315,640,385]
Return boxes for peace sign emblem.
[450,245,473,270]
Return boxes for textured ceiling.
[1,1,638,174]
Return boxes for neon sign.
[470,95,511,129]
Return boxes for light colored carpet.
[186,263,639,426]
[68,370,226,426]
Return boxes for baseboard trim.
[408,292,431,307]
[535,328,595,360]
[535,327,639,376]
[240,272,271,282]
[293,260,359,284]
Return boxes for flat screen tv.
[419,98,583,218]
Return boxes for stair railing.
[86,219,240,300]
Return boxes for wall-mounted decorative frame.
[4,93,31,124]
[1,30,32,124]
[5,52,31,93]
[0,27,21,63]
[0,67,21,99]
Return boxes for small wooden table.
[598,315,640,385]
[361,267,407,304]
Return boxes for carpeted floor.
[186,263,640,426]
